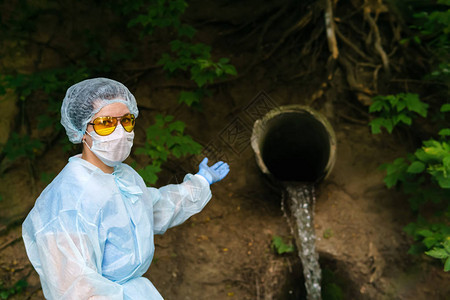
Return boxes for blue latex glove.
[196,158,230,184]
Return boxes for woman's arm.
[149,158,229,234]
[150,174,212,234]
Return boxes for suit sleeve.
[149,174,212,235]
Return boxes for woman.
[22,78,229,299]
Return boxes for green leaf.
[138,164,161,185]
[218,57,230,64]
[383,158,408,188]
[396,100,406,112]
[445,257,450,272]
[222,64,237,76]
[444,239,450,253]
[396,113,412,126]
[437,175,450,189]
[438,128,450,137]
[168,120,185,133]
[387,94,398,107]
[383,118,395,133]
[403,93,428,117]
[425,248,449,259]
[369,118,383,134]
[415,148,433,162]
[441,104,450,112]
[404,222,418,237]
[444,156,450,171]
[423,237,439,248]
[407,161,426,174]
[179,91,201,106]
[369,99,385,113]
[271,236,295,254]
[417,229,434,238]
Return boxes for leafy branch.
[125,0,237,107]
[135,114,202,184]
[404,217,450,272]
[372,99,450,270]
[369,93,428,134]
[159,41,237,106]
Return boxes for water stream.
[281,183,322,300]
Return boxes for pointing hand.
[196,158,230,184]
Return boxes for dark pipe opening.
[261,112,331,183]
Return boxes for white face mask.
[84,126,134,167]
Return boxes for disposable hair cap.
[61,78,139,144]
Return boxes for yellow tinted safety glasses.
[88,113,135,136]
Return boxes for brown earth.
[1,1,449,299]
[2,80,449,300]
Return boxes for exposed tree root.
[262,10,313,61]
[338,54,374,105]
[325,0,339,60]
[363,0,390,74]
[335,27,372,62]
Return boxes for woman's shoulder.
[30,158,109,218]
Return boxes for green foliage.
[125,0,189,35]
[1,133,43,161]
[124,0,237,106]
[409,0,450,54]
[371,0,450,268]
[158,41,237,88]
[179,90,211,107]
[1,0,213,185]
[0,67,89,102]
[0,279,27,299]
[0,68,90,171]
[372,96,450,270]
[271,235,295,255]
[135,114,202,184]
[428,62,450,82]
[157,39,237,107]
[400,0,450,83]
[441,103,450,113]
[369,93,428,134]
[381,138,450,196]
[404,216,450,271]
[137,164,162,186]
[426,240,450,272]
[381,139,450,212]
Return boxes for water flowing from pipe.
[281,183,321,300]
[251,105,336,300]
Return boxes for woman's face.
[83,102,130,147]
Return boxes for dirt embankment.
[1,0,449,299]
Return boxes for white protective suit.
[22,155,212,299]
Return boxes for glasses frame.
[88,113,136,136]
